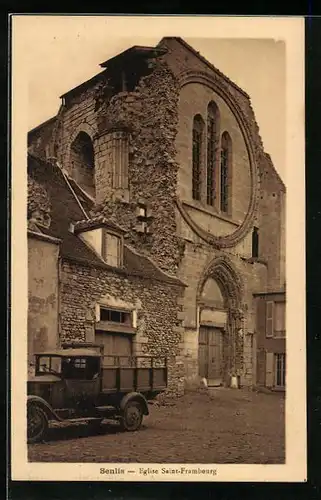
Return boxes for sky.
[20,17,286,180]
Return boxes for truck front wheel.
[120,401,143,432]
[27,403,49,444]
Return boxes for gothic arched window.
[220,132,232,214]
[252,226,259,258]
[207,102,219,206]
[192,114,204,201]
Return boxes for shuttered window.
[102,231,121,267]
[266,301,274,338]
[274,302,286,338]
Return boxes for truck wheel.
[120,401,143,432]
[27,403,48,444]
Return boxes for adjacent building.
[254,291,286,390]
[27,37,286,393]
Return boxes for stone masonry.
[28,37,285,391]
[60,259,185,396]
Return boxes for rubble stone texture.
[61,261,185,397]
[27,174,51,223]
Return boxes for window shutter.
[265,352,274,387]
[103,232,121,267]
[274,302,286,337]
[265,301,274,338]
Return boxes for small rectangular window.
[266,301,274,338]
[99,307,131,325]
[74,358,86,369]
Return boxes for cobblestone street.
[28,388,285,464]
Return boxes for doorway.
[198,326,224,386]
[95,331,133,367]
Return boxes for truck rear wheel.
[120,401,143,432]
[27,403,48,444]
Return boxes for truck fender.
[27,395,61,421]
[120,392,149,416]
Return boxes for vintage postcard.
[10,15,306,482]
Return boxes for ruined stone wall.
[90,60,184,274]
[31,59,185,275]
[28,118,57,159]
[60,259,185,396]
[27,175,51,219]
[26,39,285,391]
[56,90,99,174]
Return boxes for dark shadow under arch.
[70,131,95,197]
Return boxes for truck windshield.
[38,356,62,375]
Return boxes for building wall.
[28,118,57,159]
[176,234,267,386]
[159,37,265,156]
[28,234,60,365]
[177,82,251,229]
[60,259,185,396]
[27,39,286,390]
[254,292,286,388]
[258,154,286,291]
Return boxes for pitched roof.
[99,45,167,68]
[27,154,184,287]
[73,216,127,234]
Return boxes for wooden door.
[199,326,224,385]
[198,328,208,378]
[95,331,132,367]
[208,328,223,383]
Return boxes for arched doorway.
[198,277,226,385]
[197,256,244,386]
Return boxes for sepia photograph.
[11,15,306,482]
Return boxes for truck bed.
[100,356,167,394]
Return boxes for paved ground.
[28,388,285,464]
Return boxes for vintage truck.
[27,342,168,443]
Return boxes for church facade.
[28,37,286,391]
